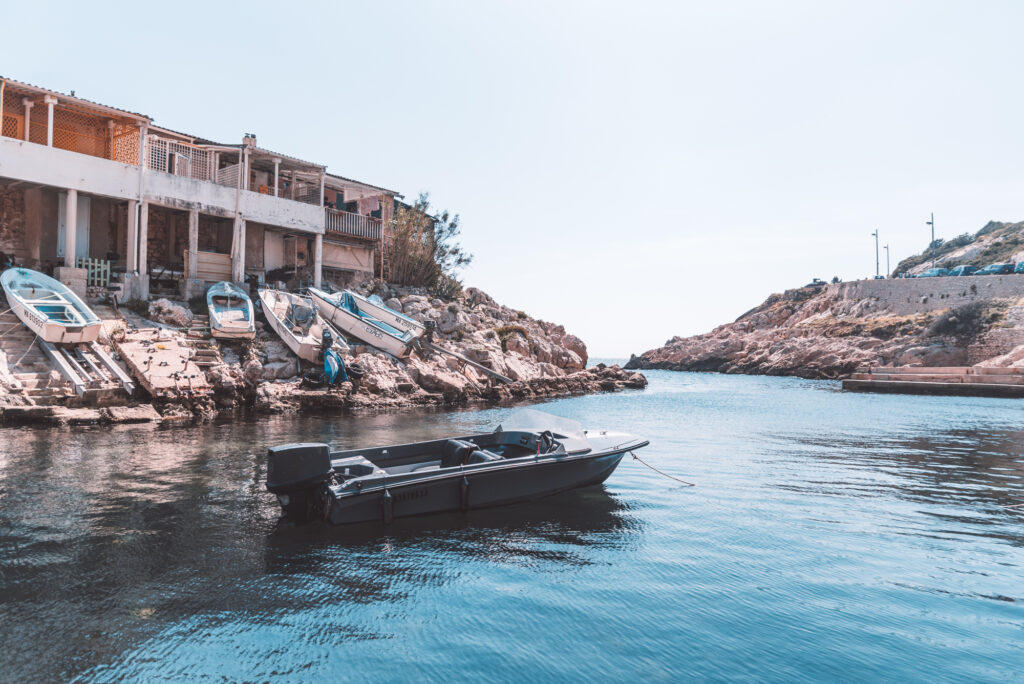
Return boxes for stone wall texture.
[0,186,26,258]
[832,275,1024,315]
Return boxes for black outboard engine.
[266,443,334,521]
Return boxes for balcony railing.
[325,208,382,240]
[146,137,216,181]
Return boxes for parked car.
[917,268,949,278]
[1015,262,1024,274]
[975,263,1015,275]
[947,265,979,276]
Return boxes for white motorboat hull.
[309,288,412,357]
[258,289,346,363]
[345,291,425,335]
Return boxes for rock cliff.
[626,280,1024,379]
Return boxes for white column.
[187,209,199,279]
[232,217,246,283]
[138,201,149,275]
[64,189,78,267]
[43,95,57,147]
[313,233,323,288]
[21,99,33,141]
[126,200,138,272]
[242,150,249,191]
[319,171,326,207]
[272,158,281,197]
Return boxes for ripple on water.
[0,370,1021,682]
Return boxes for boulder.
[149,298,194,328]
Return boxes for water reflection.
[1,373,1022,682]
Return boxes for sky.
[4,1,1024,356]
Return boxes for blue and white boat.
[0,267,103,343]
[308,287,420,357]
[207,281,255,340]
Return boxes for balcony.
[325,208,381,240]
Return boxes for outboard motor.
[266,443,333,521]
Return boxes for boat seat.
[466,450,501,465]
[441,439,479,468]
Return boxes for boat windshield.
[498,409,587,441]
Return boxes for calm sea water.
[1,369,1022,682]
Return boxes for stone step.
[854,373,1024,385]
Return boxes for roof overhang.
[0,75,151,124]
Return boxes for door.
[57,193,91,260]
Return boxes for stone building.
[0,75,399,299]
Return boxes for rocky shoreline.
[0,283,647,426]
[626,280,1024,379]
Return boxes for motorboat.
[207,281,255,340]
[266,409,650,525]
[0,267,102,343]
[257,288,348,363]
[308,287,418,357]
[346,290,425,336]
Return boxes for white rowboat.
[0,268,102,344]
[257,289,348,363]
[207,281,255,340]
[308,287,419,357]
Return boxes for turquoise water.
[0,370,1022,681]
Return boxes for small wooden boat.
[0,267,102,343]
[266,409,650,525]
[308,287,419,357]
[207,281,255,340]
[257,288,348,363]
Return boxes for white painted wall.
[0,138,138,200]
[264,230,286,270]
[323,241,373,271]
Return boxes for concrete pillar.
[64,189,78,267]
[187,209,199,279]
[21,99,33,141]
[126,200,138,272]
[272,158,281,197]
[138,201,149,275]
[43,95,57,147]
[313,233,323,288]
[232,217,246,283]
[319,171,325,207]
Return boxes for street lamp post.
[871,230,880,277]
[926,212,935,268]
[884,244,890,278]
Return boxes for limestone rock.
[149,298,194,328]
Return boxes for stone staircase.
[0,309,72,403]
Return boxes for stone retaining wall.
[831,275,1024,315]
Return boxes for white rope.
[630,451,695,487]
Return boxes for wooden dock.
[842,366,1024,398]
[112,328,212,399]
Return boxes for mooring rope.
[630,451,695,487]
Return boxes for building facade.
[0,75,399,300]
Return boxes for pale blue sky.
[5,1,1023,356]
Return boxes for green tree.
[388,193,472,297]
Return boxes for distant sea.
[1,371,1021,681]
